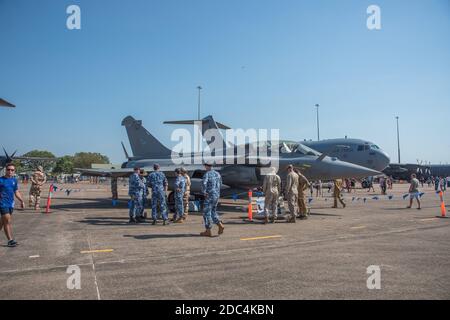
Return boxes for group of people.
[2,159,447,246]
[262,165,347,224]
[128,164,191,225]
[127,162,224,237]
[428,176,448,192]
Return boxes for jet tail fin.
[164,115,230,148]
[121,116,172,158]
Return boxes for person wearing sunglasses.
[0,163,25,247]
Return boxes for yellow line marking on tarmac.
[240,235,282,241]
[350,226,366,230]
[80,249,114,254]
[29,255,40,259]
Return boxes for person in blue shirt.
[0,163,25,247]
[128,167,145,223]
[200,162,224,237]
[173,168,186,223]
[147,163,169,225]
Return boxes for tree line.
[13,150,110,174]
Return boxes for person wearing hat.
[180,167,191,221]
[138,169,149,220]
[262,167,281,224]
[332,179,346,209]
[294,168,310,219]
[285,165,299,223]
[29,165,47,210]
[173,168,186,223]
[200,162,224,236]
[147,163,169,225]
[128,167,145,223]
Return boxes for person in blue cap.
[128,167,144,223]
[173,168,186,223]
[147,164,169,225]
[200,161,224,237]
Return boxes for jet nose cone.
[377,151,391,171]
[332,161,381,179]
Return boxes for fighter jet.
[164,116,390,172]
[79,116,379,201]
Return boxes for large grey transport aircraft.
[79,116,379,200]
[302,139,390,172]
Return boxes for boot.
[264,216,269,224]
[217,222,225,235]
[174,218,184,223]
[287,216,296,223]
[200,229,212,237]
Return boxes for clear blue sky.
[1,0,449,164]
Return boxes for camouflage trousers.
[151,191,168,221]
[287,192,298,219]
[203,194,220,229]
[333,191,346,208]
[129,194,143,218]
[174,191,184,220]
[183,191,190,217]
[29,188,42,208]
[297,193,308,216]
[264,193,279,218]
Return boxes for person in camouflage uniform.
[294,168,310,219]
[139,169,148,220]
[332,179,346,208]
[180,167,191,221]
[285,165,299,223]
[200,162,224,237]
[262,167,281,224]
[173,168,186,223]
[29,166,46,210]
[111,177,118,200]
[128,167,145,223]
[147,164,169,225]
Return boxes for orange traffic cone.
[45,184,54,214]
[247,190,253,222]
[438,191,447,219]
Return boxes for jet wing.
[76,168,135,178]
[77,164,223,178]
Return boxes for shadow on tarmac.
[50,198,129,209]
[123,234,203,240]
[77,218,131,226]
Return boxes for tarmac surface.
[0,182,449,300]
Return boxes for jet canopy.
[260,141,322,156]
